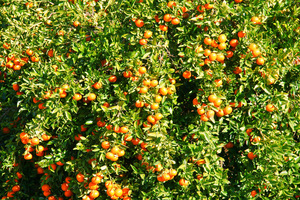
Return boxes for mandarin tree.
[0,0,300,199]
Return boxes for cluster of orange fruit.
[137,1,215,44]
[12,83,23,95]
[3,184,20,199]
[42,183,72,199]
[104,181,131,200]
[123,66,176,128]
[1,47,30,71]
[104,144,126,162]
[31,80,102,110]
[157,168,177,182]
[76,173,104,199]
[153,164,188,187]
[193,94,232,122]
[20,131,53,160]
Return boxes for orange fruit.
[167,1,176,8]
[111,146,120,154]
[76,173,84,182]
[197,5,205,13]
[247,152,257,160]
[197,107,205,115]
[252,49,261,57]
[89,190,99,198]
[120,126,128,133]
[159,87,168,96]
[218,34,227,43]
[179,178,189,186]
[115,188,123,197]
[206,110,215,118]
[154,113,163,121]
[225,142,234,148]
[13,64,21,71]
[155,95,162,103]
[87,93,96,101]
[108,75,117,83]
[182,71,191,79]
[64,190,73,197]
[88,182,99,190]
[237,31,246,38]
[150,103,159,110]
[229,39,239,47]
[143,79,150,86]
[251,190,257,197]
[12,84,20,91]
[216,54,225,62]
[150,80,158,87]
[218,42,227,50]
[204,38,212,45]
[93,82,102,89]
[147,115,156,124]
[214,79,223,87]
[106,152,114,160]
[131,138,140,145]
[144,30,153,39]
[42,134,51,141]
[216,109,224,117]
[117,149,125,157]
[73,21,80,27]
[101,141,110,150]
[61,183,69,191]
[139,87,148,94]
[266,104,275,112]
[204,3,213,9]
[107,188,115,197]
[226,51,233,58]
[233,67,242,74]
[204,49,211,56]
[171,18,180,25]
[31,138,40,146]
[163,14,172,22]
[253,136,261,143]
[135,100,144,108]
[155,163,163,172]
[201,114,209,122]
[12,185,20,192]
[73,93,82,101]
[123,71,132,78]
[208,94,217,103]
[223,106,233,115]
[170,169,177,176]
[139,39,147,45]
[2,127,10,134]
[42,184,51,192]
[159,25,168,31]
[209,53,217,61]
[251,17,261,24]
[162,173,171,181]
[256,57,264,65]
[214,99,222,107]
[249,43,257,51]
[139,66,147,74]
[135,19,144,27]
[26,49,33,56]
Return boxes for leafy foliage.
[0,0,300,199]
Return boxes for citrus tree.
[0,0,300,199]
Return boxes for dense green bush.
[0,0,300,199]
